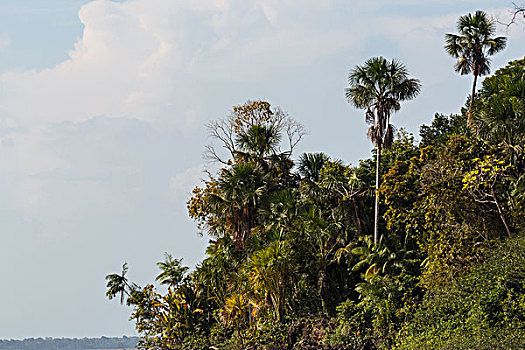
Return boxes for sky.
[0,0,524,339]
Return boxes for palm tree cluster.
[108,100,383,348]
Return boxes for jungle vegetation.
[106,10,525,350]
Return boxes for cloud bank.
[0,0,523,338]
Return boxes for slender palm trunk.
[352,197,363,235]
[468,72,478,124]
[318,264,327,315]
[491,187,511,238]
[374,143,381,244]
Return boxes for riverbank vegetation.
[106,10,525,350]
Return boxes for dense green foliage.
[105,14,525,350]
[0,336,139,350]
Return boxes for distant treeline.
[0,336,139,350]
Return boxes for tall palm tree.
[445,10,507,119]
[211,124,290,251]
[211,162,267,250]
[346,57,421,244]
[105,262,131,305]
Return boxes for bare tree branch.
[498,2,525,29]
[204,101,306,166]
[204,118,237,165]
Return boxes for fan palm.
[346,57,421,243]
[351,235,417,279]
[298,152,329,183]
[445,10,507,118]
[473,58,525,175]
[211,162,267,250]
[235,124,281,159]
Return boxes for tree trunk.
[468,72,478,125]
[318,266,327,315]
[374,144,381,244]
[352,197,363,235]
[270,293,281,322]
[491,187,511,238]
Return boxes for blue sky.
[0,0,524,339]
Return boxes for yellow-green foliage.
[462,155,511,190]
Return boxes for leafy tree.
[188,101,302,251]
[415,134,513,290]
[301,206,346,315]
[350,235,420,340]
[305,160,365,313]
[126,280,207,349]
[379,142,431,250]
[346,56,421,243]
[463,155,513,237]
[205,100,304,165]
[236,124,281,160]
[211,162,267,251]
[419,113,466,147]
[192,239,233,310]
[445,10,507,117]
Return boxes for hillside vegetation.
[105,11,525,350]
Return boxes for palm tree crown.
[298,152,328,183]
[235,125,281,159]
[445,10,507,114]
[155,253,189,290]
[346,57,421,244]
[346,57,421,150]
[211,162,267,250]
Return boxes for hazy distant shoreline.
[0,336,139,350]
